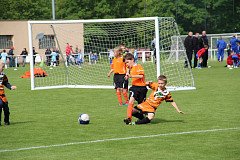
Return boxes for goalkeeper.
[107,46,129,106]
[124,75,184,125]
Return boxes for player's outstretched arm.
[171,102,184,114]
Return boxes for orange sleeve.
[149,82,158,90]
[165,92,174,102]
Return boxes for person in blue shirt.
[216,36,227,62]
[76,49,84,68]
[1,50,8,69]
[230,34,240,54]
[50,49,58,67]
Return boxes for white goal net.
[28,17,195,91]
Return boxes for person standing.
[33,47,36,65]
[20,48,28,67]
[8,47,14,67]
[107,47,129,107]
[216,36,227,62]
[123,53,148,124]
[0,60,17,126]
[192,32,200,68]
[184,31,193,68]
[230,34,240,54]
[199,31,209,68]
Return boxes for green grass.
[0,61,240,160]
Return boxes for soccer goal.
[28,17,195,91]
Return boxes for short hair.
[124,53,134,60]
[158,75,167,83]
[114,46,123,53]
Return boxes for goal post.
[28,17,195,91]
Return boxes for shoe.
[4,122,10,125]
[123,118,131,125]
[118,103,123,106]
[128,122,136,125]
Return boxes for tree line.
[0,0,239,34]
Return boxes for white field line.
[0,127,239,153]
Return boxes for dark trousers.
[193,49,199,68]
[185,50,193,68]
[0,102,10,124]
[202,49,208,67]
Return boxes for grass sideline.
[0,61,240,160]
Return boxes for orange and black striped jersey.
[130,64,146,86]
[111,56,126,74]
[145,82,173,108]
[0,72,12,102]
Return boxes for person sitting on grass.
[124,75,184,125]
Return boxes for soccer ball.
[78,114,90,125]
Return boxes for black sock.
[132,112,144,120]
[135,117,151,124]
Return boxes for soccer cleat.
[123,118,131,125]
[128,122,136,125]
[4,122,10,125]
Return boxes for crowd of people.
[184,31,240,69]
[184,31,210,69]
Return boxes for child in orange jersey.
[107,47,129,106]
[0,60,17,126]
[123,53,148,123]
[124,75,184,125]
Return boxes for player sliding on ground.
[124,75,184,125]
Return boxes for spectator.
[193,32,200,68]
[230,34,240,54]
[45,48,52,66]
[184,31,193,68]
[33,47,36,65]
[76,49,84,68]
[65,43,74,66]
[8,47,14,67]
[216,36,227,62]
[199,31,209,68]
[1,50,8,69]
[226,44,232,56]
[50,49,58,67]
[108,49,114,64]
[20,48,28,67]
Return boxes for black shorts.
[129,86,148,104]
[113,74,128,89]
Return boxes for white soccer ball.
[78,114,90,125]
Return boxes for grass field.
[0,61,240,160]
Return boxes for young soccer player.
[196,45,208,69]
[107,47,129,106]
[50,49,58,67]
[0,60,17,126]
[123,53,148,123]
[124,75,184,125]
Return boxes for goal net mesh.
[29,17,195,90]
